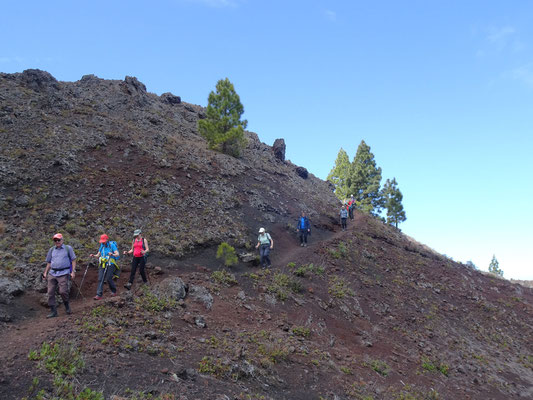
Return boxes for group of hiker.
[255,211,313,268]
[340,194,356,230]
[44,206,352,318]
[43,229,149,318]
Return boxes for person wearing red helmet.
[89,234,119,300]
[43,233,76,318]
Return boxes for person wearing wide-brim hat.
[255,227,274,268]
[123,229,149,290]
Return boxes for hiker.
[296,211,311,247]
[348,195,355,220]
[340,204,348,231]
[123,229,149,290]
[89,234,119,300]
[255,227,273,268]
[43,233,76,318]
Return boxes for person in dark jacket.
[297,212,311,247]
[340,205,348,231]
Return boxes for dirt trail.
[0,217,357,361]
[275,214,361,269]
[0,212,366,386]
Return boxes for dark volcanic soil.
[1,214,533,400]
[1,70,532,400]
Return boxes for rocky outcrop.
[295,166,309,179]
[272,138,286,161]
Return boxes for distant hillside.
[0,69,337,273]
[0,70,532,400]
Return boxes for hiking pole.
[96,257,109,298]
[76,262,90,299]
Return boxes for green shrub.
[292,326,310,338]
[369,359,390,376]
[328,276,354,299]
[211,270,238,286]
[135,286,176,313]
[198,356,230,377]
[28,341,84,377]
[421,357,449,376]
[267,273,302,301]
[216,242,238,267]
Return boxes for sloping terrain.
[0,70,532,400]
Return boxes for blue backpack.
[99,241,120,260]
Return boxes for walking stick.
[96,257,109,297]
[76,263,90,299]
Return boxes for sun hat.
[258,227,266,233]
[133,229,142,236]
[99,234,109,243]
[52,233,63,240]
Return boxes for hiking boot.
[46,306,58,318]
[304,243,307,247]
[124,282,132,290]
[64,301,71,315]
[110,292,117,297]
[93,295,102,300]
[300,243,304,247]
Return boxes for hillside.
[0,70,532,400]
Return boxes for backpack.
[48,245,74,272]
[99,241,120,260]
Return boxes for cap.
[258,227,266,233]
[99,234,109,243]
[133,229,142,236]
[53,233,63,240]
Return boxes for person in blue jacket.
[89,234,119,300]
[297,211,311,247]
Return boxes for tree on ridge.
[198,78,248,157]
[381,177,406,228]
[349,140,383,216]
[488,255,503,277]
[327,148,351,201]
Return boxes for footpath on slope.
[0,213,363,371]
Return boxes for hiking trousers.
[259,244,271,267]
[299,230,309,244]
[348,207,354,220]
[129,256,147,284]
[96,263,117,297]
[47,274,70,307]
[341,218,347,230]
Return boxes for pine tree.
[198,78,248,157]
[488,255,503,277]
[348,140,383,215]
[381,178,406,228]
[327,148,352,201]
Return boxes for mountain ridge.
[0,69,532,400]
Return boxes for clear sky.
[2,1,532,279]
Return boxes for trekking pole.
[76,262,90,299]
[96,257,109,297]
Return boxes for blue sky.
[2,0,532,279]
